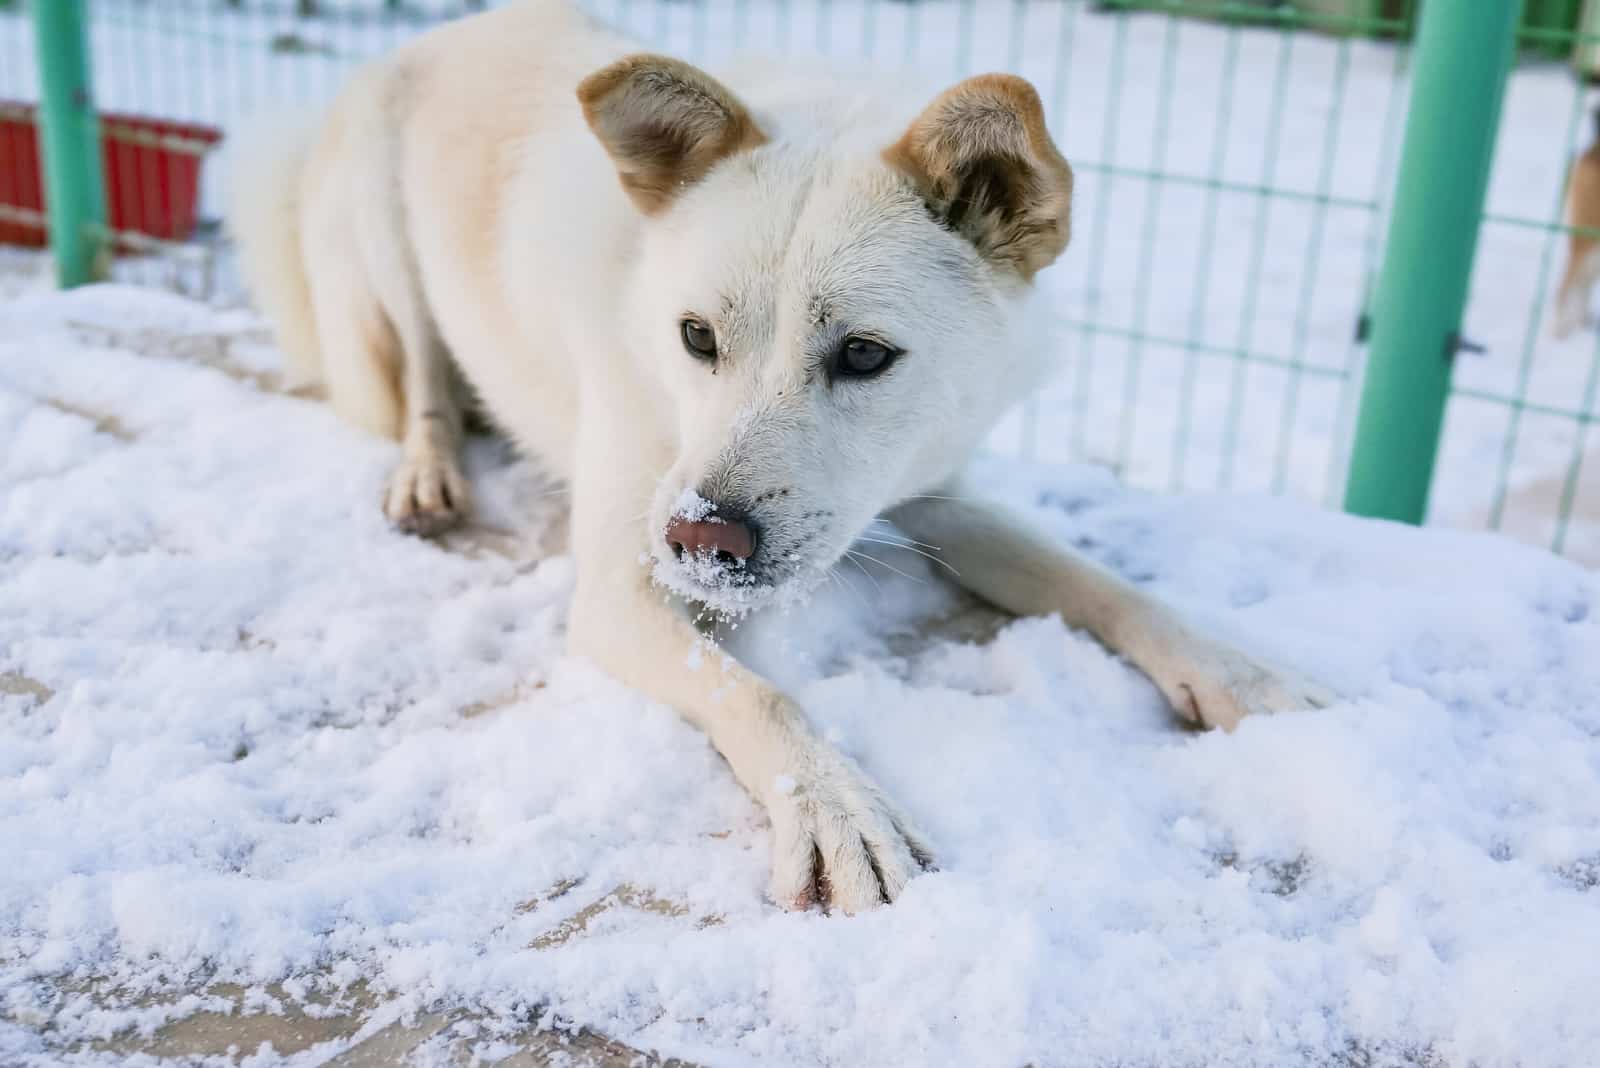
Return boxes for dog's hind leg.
[887,480,1336,731]
[303,243,404,440]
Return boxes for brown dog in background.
[1555,108,1600,339]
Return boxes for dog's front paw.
[1149,628,1336,732]
[765,746,935,914]
[383,454,471,536]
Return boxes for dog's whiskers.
[854,535,961,578]
[842,550,885,593]
[867,519,943,552]
[847,547,925,585]
[827,565,871,611]
[897,493,981,505]
[859,533,941,555]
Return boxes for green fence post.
[1343,0,1522,524]
[32,0,107,287]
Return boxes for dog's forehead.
[705,149,964,329]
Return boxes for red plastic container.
[0,100,223,251]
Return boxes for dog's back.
[228,0,626,445]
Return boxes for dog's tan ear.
[885,74,1073,279]
[577,54,766,215]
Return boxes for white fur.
[227,112,321,391]
[230,0,1332,912]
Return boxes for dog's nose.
[665,514,756,564]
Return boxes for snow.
[4,284,1600,1067]
[672,489,717,524]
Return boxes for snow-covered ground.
[5,4,1600,1066]
[5,283,1600,1067]
[4,0,1600,561]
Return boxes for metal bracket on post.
[32,0,107,287]
[1342,0,1523,524]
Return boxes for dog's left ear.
[578,54,767,215]
[885,74,1073,280]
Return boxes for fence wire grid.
[6,0,1600,564]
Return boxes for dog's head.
[579,56,1073,613]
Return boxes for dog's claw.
[768,748,933,914]
[1159,638,1336,732]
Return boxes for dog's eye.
[681,318,717,362]
[835,337,898,378]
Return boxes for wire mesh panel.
[1,1,443,292]
[10,1,1600,564]
[1435,10,1600,566]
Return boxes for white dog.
[231,0,1329,913]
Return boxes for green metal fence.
[6,1,1600,564]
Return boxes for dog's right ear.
[577,54,766,215]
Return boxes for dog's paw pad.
[384,456,471,537]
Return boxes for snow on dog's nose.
[665,513,755,564]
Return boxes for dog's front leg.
[383,306,471,535]
[565,460,933,911]
[887,481,1334,731]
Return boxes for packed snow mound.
[3,286,1599,1067]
